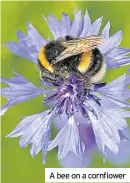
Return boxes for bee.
[38,35,106,87]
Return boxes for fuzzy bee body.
[38,36,106,85]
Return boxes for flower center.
[43,75,103,117]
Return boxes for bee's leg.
[40,71,55,80]
[37,60,55,79]
[40,72,58,86]
[74,70,84,79]
[94,82,106,89]
[40,71,59,86]
[37,67,56,86]
[41,75,58,85]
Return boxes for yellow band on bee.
[78,52,92,73]
[39,46,54,73]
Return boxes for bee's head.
[44,40,65,65]
[44,36,72,63]
[38,36,74,73]
[44,36,74,65]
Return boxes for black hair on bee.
[44,41,65,65]
[88,48,104,76]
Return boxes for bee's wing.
[54,36,104,64]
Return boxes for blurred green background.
[1,1,130,183]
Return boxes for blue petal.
[69,10,83,38]
[60,12,72,37]
[105,47,130,67]
[105,47,130,68]
[102,21,110,39]
[60,151,92,168]
[106,56,130,68]
[60,124,96,168]
[43,14,62,39]
[61,12,71,31]
[86,100,130,157]
[27,23,46,50]
[88,108,118,155]
[110,48,130,57]
[87,16,103,36]
[74,110,90,125]
[1,70,47,115]
[7,110,54,163]
[106,140,130,165]
[99,95,121,108]
[100,30,122,55]
[95,71,130,108]
[53,111,68,130]
[4,41,38,63]
[80,9,92,37]
[17,30,27,41]
[48,115,85,160]
[78,124,96,149]
[60,152,86,168]
[4,23,46,63]
[106,129,130,165]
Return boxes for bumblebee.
[38,35,106,86]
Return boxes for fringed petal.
[60,151,92,168]
[102,21,110,39]
[87,16,103,36]
[95,71,130,108]
[86,100,130,160]
[4,23,46,63]
[7,110,54,163]
[69,10,83,38]
[106,129,130,165]
[1,70,47,115]
[80,9,92,37]
[27,23,46,50]
[48,115,85,160]
[100,30,122,55]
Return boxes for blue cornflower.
[1,9,130,167]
